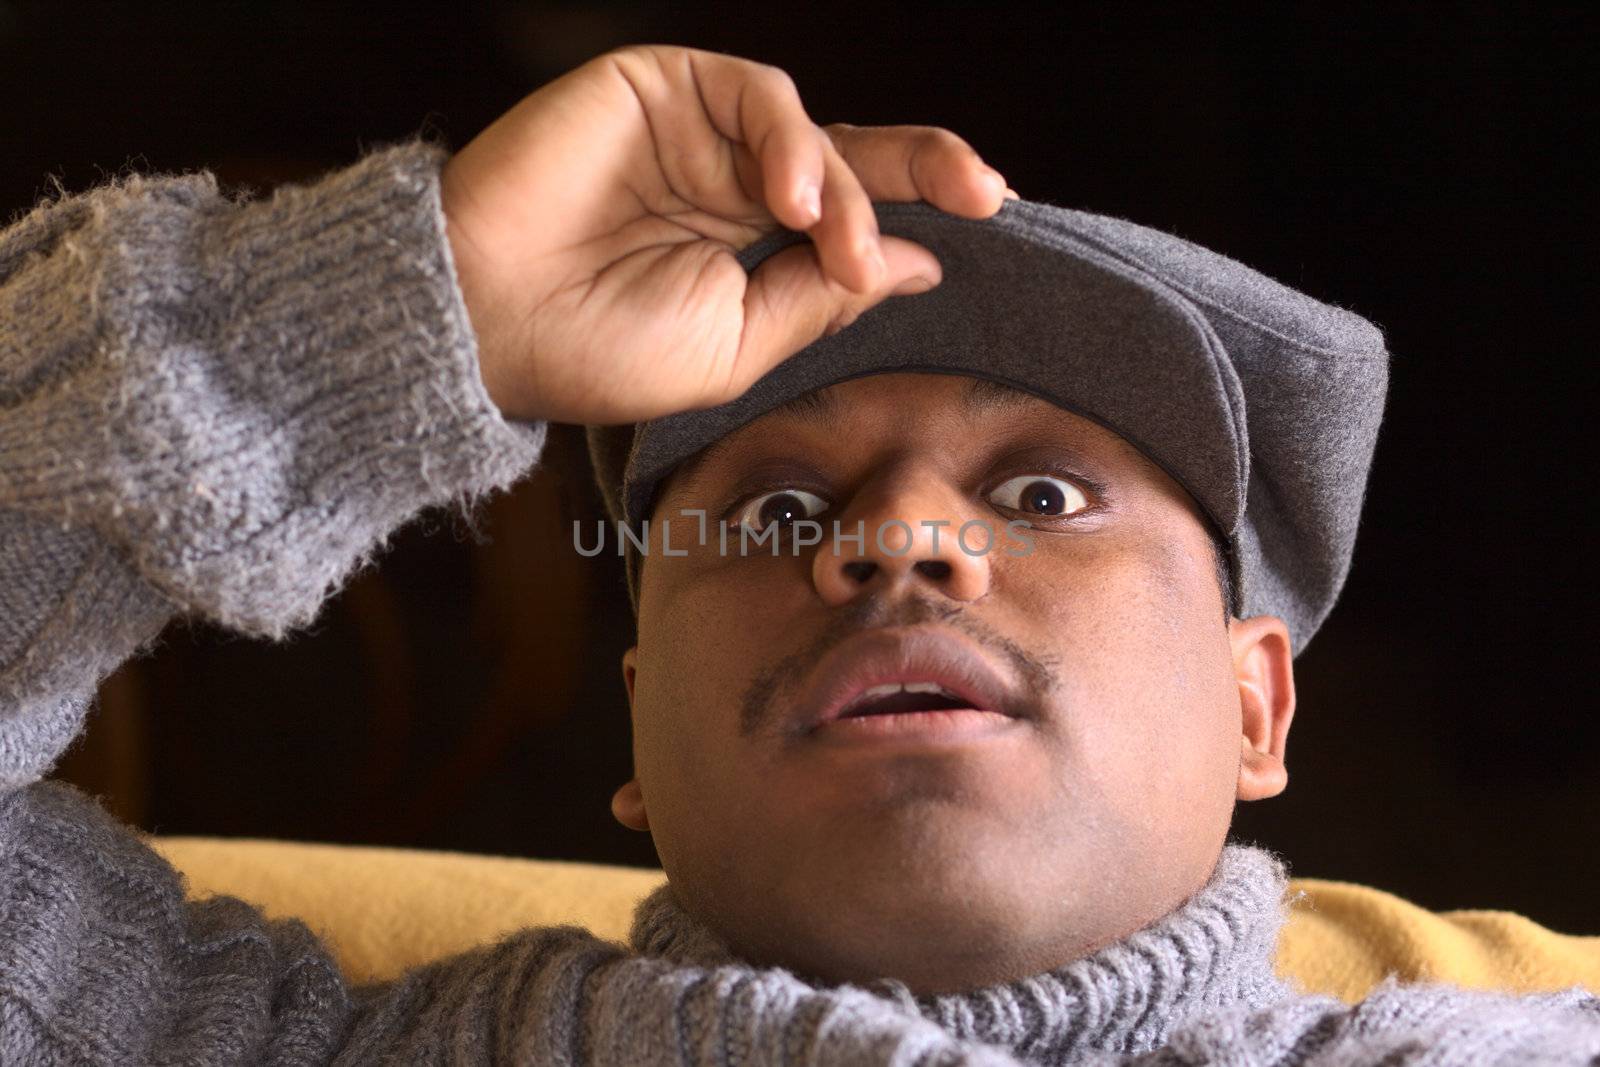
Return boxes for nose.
[812,473,993,606]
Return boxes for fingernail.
[980,165,1007,193]
[1003,187,1021,201]
[798,180,822,225]
[893,274,939,296]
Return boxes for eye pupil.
[758,493,807,528]
[1023,480,1066,514]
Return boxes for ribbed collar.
[630,843,1296,1061]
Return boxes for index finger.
[684,49,886,293]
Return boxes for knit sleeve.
[0,140,545,790]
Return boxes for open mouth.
[837,682,977,718]
[787,626,1027,740]
[819,676,1019,744]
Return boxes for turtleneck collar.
[629,843,1296,1060]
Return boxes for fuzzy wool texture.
[1,140,1598,1064]
[5,781,1600,1065]
[587,198,1391,658]
[0,141,546,791]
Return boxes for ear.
[621,645,639,708]
[613,647,649,831]
[611,778,650,832]
[1229,615,1296,802]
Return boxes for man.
[0,43,1595,1065]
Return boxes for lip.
[790,626,1029,739]
[812,706,1022,745]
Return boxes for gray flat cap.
[587,200,1389,655]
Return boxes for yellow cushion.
[149,837,1600,1002]
[1277,876,1600,1001]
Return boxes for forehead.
[668,372,1142,483]
[770,372,1042,423]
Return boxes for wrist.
[439,157,517,417]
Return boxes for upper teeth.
[846,682,959,709]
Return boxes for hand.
[440,45,1009,424]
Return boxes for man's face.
[617,371,1292,994]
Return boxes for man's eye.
[987,475,1089,517]
[732,488,830,531]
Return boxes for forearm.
[0,140,544,790]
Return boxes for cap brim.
[624,201,1248,545]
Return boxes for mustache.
[738,596,1062,738]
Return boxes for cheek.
[630,549,811,843]
[997,530,1239,822]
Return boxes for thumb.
[729,236,942,395]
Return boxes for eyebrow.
[668,376,1042,494]
[960,376,1041,416]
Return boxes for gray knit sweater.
[1,141,1596,1065]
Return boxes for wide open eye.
[732,488,830,533]
[987,474,1089,517]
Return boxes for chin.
[727,852,1055,994]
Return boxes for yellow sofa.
[149,836,1600,1004]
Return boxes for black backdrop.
[3,3,1595,933]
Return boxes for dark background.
[4,3,1595,932]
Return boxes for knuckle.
[920,126,970,156]
[754,62,798,98]
[597,43,683,80]
[596,43,648,68]
[593,45,650,85]
[605,42,670,61]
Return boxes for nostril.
[842,560,877,584]
[914,559,953,581]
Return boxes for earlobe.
[611,778,650,832]
[1230,615,1296,802]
